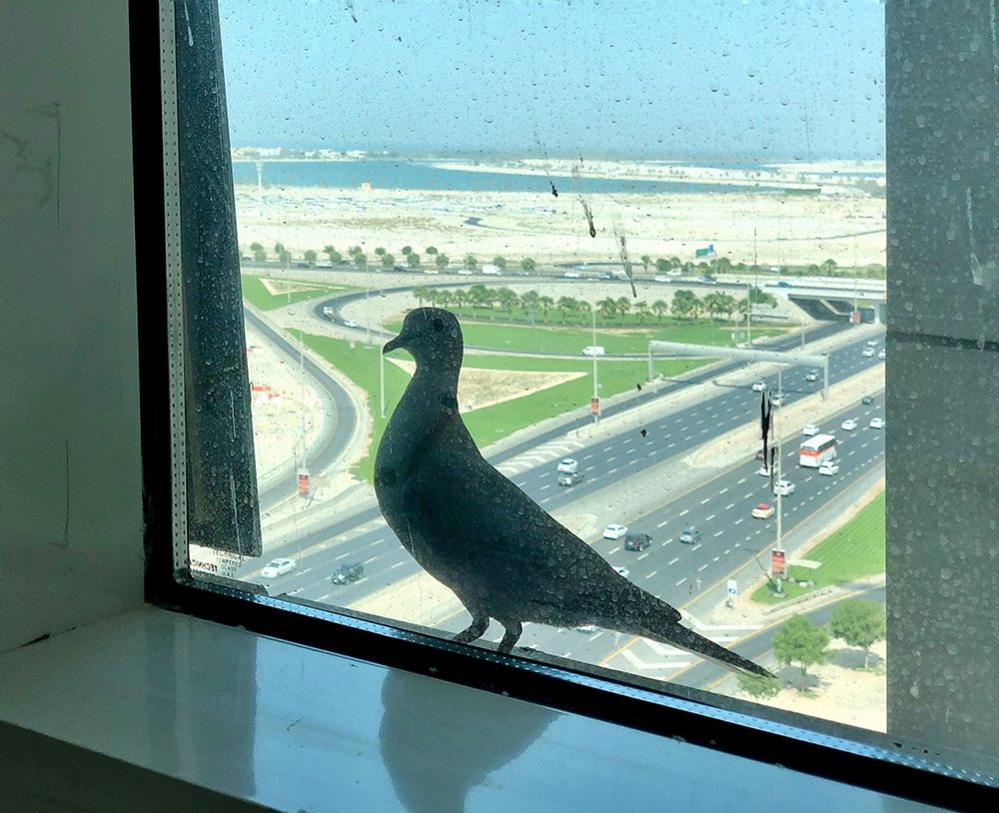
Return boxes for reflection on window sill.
[0,605,931,811]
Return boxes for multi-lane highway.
[242,325,885,683]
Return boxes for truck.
[322,306,335,320]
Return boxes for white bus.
[799,434,838,468]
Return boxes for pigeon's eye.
[432,317,445,333]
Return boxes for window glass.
[177,0,999,772]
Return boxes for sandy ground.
[234,183,885,270]
[245,323,326,487]
[387,357,585,413]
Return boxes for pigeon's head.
[383,307,463,367]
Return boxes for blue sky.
[217,0,885,159]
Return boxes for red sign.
[772,549,786,579]
[297,469,310,497]
[590,397,600,416]
[850,310,861,325]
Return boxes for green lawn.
[241,274,351,311]
[752,491,886,605]
[386,316,783,355]
[292,330,712,482]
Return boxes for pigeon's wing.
[413,428,644,624]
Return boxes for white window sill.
[0,606,928,811]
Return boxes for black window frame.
[129,1,997,807]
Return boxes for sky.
[217,0,885,160]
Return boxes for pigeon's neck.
[411,356,461,398]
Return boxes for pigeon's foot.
[452,614,489,645]
[496,621,523,654]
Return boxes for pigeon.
[375,308,773,678]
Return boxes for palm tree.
[381,252,395,269]
[669,256,682,269]
[407,252,421,269]
[303,249,317,266]
[451,289,466,309]
[425,246,438,256]
[436,253,450,270]
[437,290,452,308]
[651,299,669,323]
[615,297,632,322]
[520,290,540,320]
[323,245,341,265]
[353,252,367,269]
[703,292,723,321]
[469,284,491,309]
[464,254,477,270]
[634,300,650,324]
[424,289,439,307]
[497,287,518,315]
[671,289,696,319]
[374,247,386,256]
[520,257,536,274]
[277,247,291,268]
[577,299,592,325]
[250,242,267,262]
[401,246,412,256]
[717,292,737,321]
[538,295,555,322]
[557,296,578,324]
[492,255,507,271]
[655,258,670,274]
[597,297,617,322]
[412,287,430,306]
[640,255,651,275]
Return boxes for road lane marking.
[719,487,729,494]
[390,561,406,569]
[678,509,689,517]
[657,519,669,528]
[609,547,621,554]
[697,563,709,572]
[700,498,710,505]
[725,503,735,510]
[668,557,679,565]
[734,518,745,525]
[713,530,723,537]
[676,578,687,586]
[705,514,716,521]
[645,570,658,580]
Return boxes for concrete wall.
[0,0,144,652]
[885,0,999,770]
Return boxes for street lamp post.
[379,348,386,419]
[774,367,785,597]
[591,307,599,423]
[365,286,371,347]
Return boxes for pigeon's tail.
[642,620,774,679]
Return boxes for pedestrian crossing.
[495,439,586,477]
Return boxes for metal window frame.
[129,1,998,808]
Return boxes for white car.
[774,479,795,496]
[457,269,473,276]
[603,523,628,540]
[878,348,886,359]
[343,319,359,328]
[653,275,672,283]
[841,418,858,431]
[667,268,683,277]
[556,458,578,474]
[613,566,630,578]
[261,557,296,579]
[757,465,771,477]
[751,502,775,519]
[576,624,598,633]
[866,339,878,347]
[805,370,819,383]
[862,347,875,357]
[771,393,785,407]
[802,423,820,436]
[563,271,582,279]
[818,462,840,476]
[751,381,766,392]
[582,345,606,357]
[869,417,885,429]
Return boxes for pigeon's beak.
[383,333,405,355]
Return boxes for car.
[576,624,598,633]
[603,523,628,540]
[653,275,672,283]
[878,348,886,359]
[774,479,795,496]
[775,280,792,288]
[598,271,614,280]
[869,417,885,429]
[771,393,785,407]
[818,462,840,476]
[582,345,606,357]
[862,347,875,357]
[667,269,683,277]
[757,465,772,477]
[866,339,879,347]
[862,394,874,405]
[841,418,858,431]
[624,533,652,552]
[696,275,718,285]
[755,448,766,461]
[613,566,630,578]
[679,527,702,544]
[556,458,578,474]
[563,271,581,279]
[752,502,775,519]
[343,319,359,328]
[751,381,766,392]
[558,471,584,487]
[330,562,364,585]
[805,370,819,383]
[802,423,820,436]
[260,557,296,579]
[456,268,473,276]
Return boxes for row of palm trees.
[412,285,762,325]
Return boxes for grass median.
[752,490,886,605]
[242,274,352,311]
[291,330,713,482]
